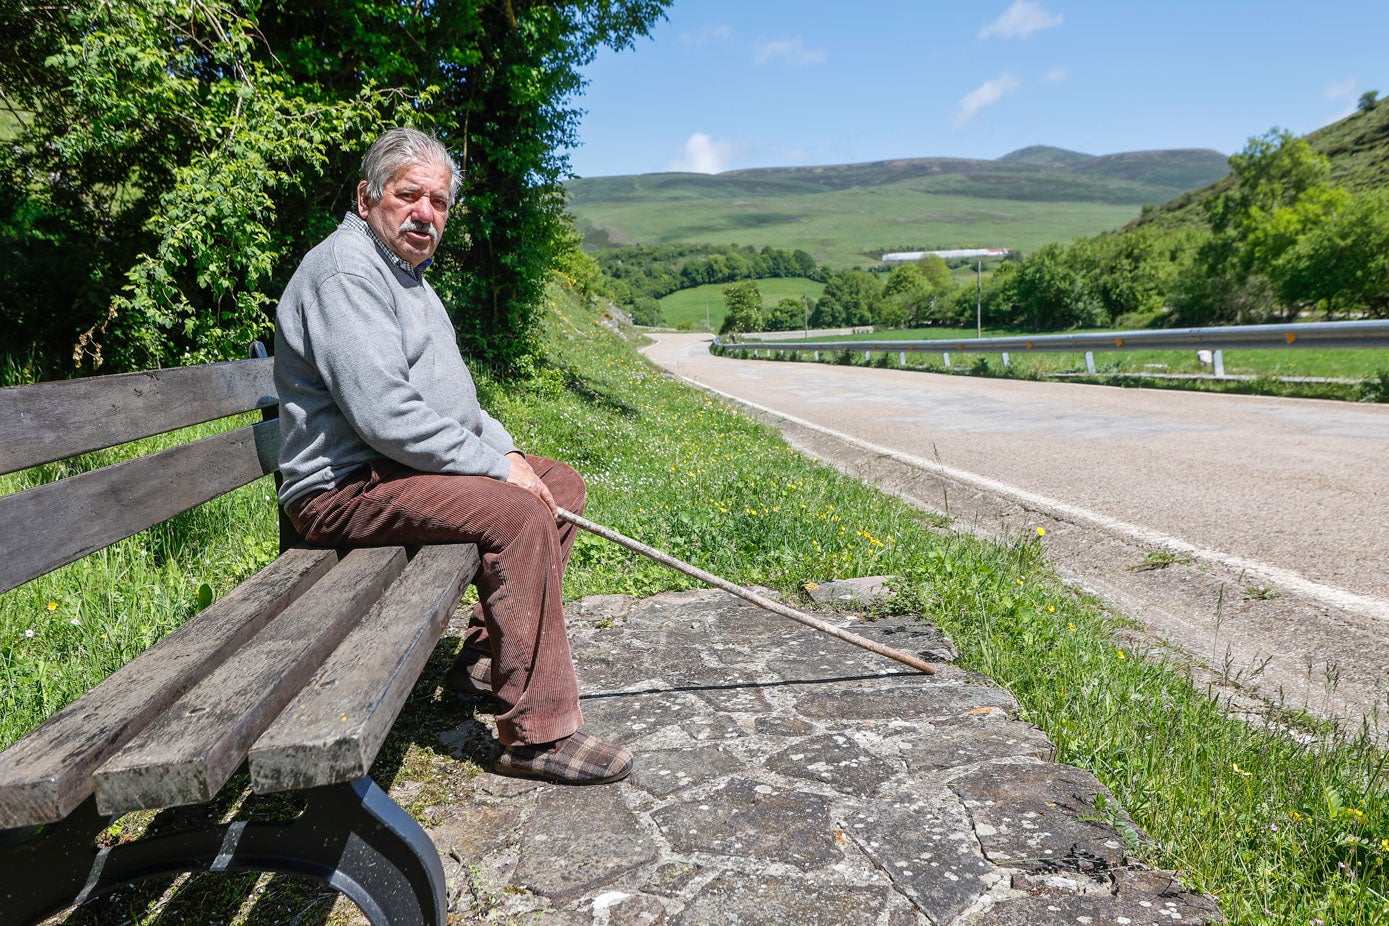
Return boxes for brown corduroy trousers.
[286,456,585,746]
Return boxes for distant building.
[881,247,1011,263]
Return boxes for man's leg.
[287,459,583,745]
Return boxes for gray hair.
[361,127,462,205]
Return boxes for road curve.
[642,332,1389,722]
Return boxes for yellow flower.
[1036,527,1046,536]
[803,582,820,591]
[1290,810,1303,822]
[1068,622,1076,632]
[1232,762,1252,778]
[1116,649,1126,660]
[1381,838,1389,852]
[46,602,58,611]
[1047,604,1055,613]
[1346,808,1366,824]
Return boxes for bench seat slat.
[0,419,280,594]
[93,547,409,816]
[0,547,338,829]
[249,544,481,793]
[0,358,276,477]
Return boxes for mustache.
[399,219,439,243]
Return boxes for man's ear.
[356,180,372,219]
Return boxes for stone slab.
[418,586,1221,924]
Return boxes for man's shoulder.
[299,219,380,278]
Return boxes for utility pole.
[976,260,983,339]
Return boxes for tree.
[811,270,882,328]
[1181,129,1349,323]
[718,280,764,335]
[767,296,808,332]
[0,0,670,375]
[1358,90,1380,112]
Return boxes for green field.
[576,187,1144,269]
[657,277,826,330]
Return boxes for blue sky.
[568,0,1386,178]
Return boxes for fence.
[713,320,1389,377]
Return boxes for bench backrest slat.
[0,547,338,829]
[0,358,275,477]
[94,547,409,816]
[0,419,281,594]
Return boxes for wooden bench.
[0,348,479,925]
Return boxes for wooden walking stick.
[558,508,935,675]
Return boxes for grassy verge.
[4,287,1387,924]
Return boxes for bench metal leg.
[0,777,446,926]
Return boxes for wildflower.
[46,601,58,611]
[24,629,35,639]
[1290,810,1304,822]
[1381,838,1389,852]
[1269,822,1278,832]
[1345,807,1366,824]
[1068,622,1076,632]
[1047,604,1055,613]
[1116,649,1126,660]
[1232,762,1252,778]
[1036,527,1046,536]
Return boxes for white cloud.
[953,74,1022,129]
[754,37,828,67]
[1043,66,1069,83]
[1324,78,1357,101]
[980,1,1063,40]
[679,25,733,46]
[670,133,741,174]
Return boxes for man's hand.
[505,452,558,519]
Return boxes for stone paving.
[430,586,1223,925]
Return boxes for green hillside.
[567,146,1229,268]
[1131,100,1389,232]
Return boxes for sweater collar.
[343,212,433,280]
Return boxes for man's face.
[357,160,453,266]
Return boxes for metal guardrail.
[713,320,1389,376]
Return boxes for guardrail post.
[1214,350,1225,377]
[899,351,905,366]
[1085,352,1096,375]
[814,351,819,361]
[942,353,951,369]
[863,350,870,363]
[1001,352,1010,369]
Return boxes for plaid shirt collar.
[343,212,433,280]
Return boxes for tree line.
[0,0,669,381]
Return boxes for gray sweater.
[274,214,518,507]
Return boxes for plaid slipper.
[444,647,495,699]
[494,730,633,785]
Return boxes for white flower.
[24,629,35,638]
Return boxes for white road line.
[664,366,1389,625]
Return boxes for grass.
[656,276,825,330]
[5,283,1388,924]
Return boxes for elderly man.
[273,127,631,785]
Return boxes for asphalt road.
[642,332,1389,721]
